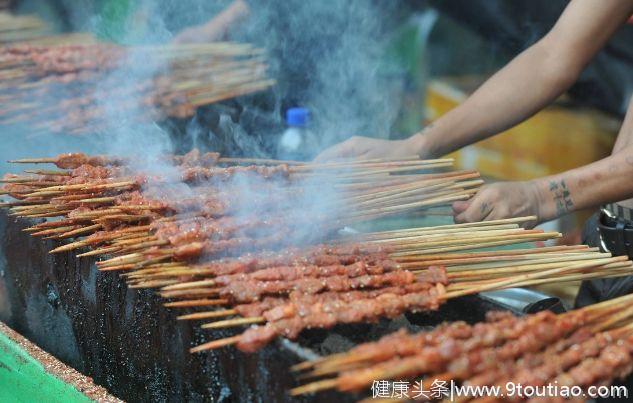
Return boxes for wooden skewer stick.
[160,288,221,299]
[0,177,43,183]
[23,219,90,231]
[120,239,169,252]
[112,235,156,246]
[177,309,237,321]
[11,203,55,211]
[581,293,633,314]
[123,267,195,279]
[49,240,90,254]
[366,216,538,236]
[389,231,559,251]
[77,197,117,204]
[21,190,64,198]
[447,269,632,293]
[23,169,71,176]
[8,157,57,164]
[289,379,339,396]
[444,253,613,277]
[56,223,102,239]
[200,316,264,329]
[395,245,594,262]
[164,299,229,308]
[374,228,543,245]
[28,180,136,193]
[121,263,187,277]
[444,256,627,299]
[501,265,633,289]
[96,252,144,267]
[366,224,522,242]
[21,209,73,218]
[289,157,446,171]
[30,226,79,237]
[129,279,180,289]
[121,262,183,274]
[161,279,217,291]
[97,263,142,272]
[77,247,121,257]
[190,335,242,353]
[446,261,633,291]
[399,248,599,267]
[392,236,561,256]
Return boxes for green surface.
[0,331,91,403]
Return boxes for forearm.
[411,41,579,158]
[531,146,633,221]
[198,0,250,40]
[410,0,633,160]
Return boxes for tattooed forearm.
[549,180,574,216]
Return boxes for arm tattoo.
[549,180,574,216]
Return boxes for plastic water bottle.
[278,107,315,160]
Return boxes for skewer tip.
[189,335,242,353]
[289,379,339,396]
[200,316,264,329]
[49,241,87,254]
[8,158,56,164]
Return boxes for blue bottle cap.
[286,107,310,127]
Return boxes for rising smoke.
[232,0,404,152]
[1,0,408,248]
[2,0,406,167]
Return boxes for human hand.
[173,0,249,44]
[314,135,422,162]
[452,181,541,228]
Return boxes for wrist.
[525,180,547,223]
[529,177,572,222]
[408,132,435,160]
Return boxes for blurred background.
[2,0,632,238]
[0,0,632,394]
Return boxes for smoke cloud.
[1,0,409,249]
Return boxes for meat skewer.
[291,294,633,397]
[4,151,633,365]
[190,258,630,354]
[9,153,125,169]
[0,42,273,135]
[193,282,447,354]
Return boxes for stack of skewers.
[0,41,273,135]
[292,294,633,402]
[1,150,483,270]
[174,236,631,354]
[1,151,482,258]
[2,151,633,357]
